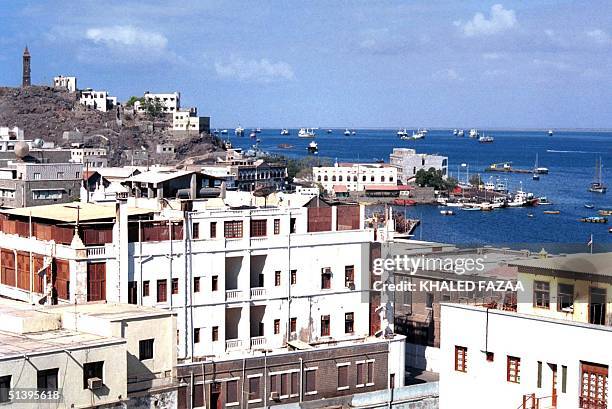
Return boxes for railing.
[86,246,106,257]
[517,394,555,409]
[225,339,243,350]
[250,336,266,348]
[250,287,266,298]
[225,289,242,300]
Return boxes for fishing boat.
[588,157,607,193]
[397,129,409,138]
[544,210,561,215]
[457,130,465,137]
[235,125,244,137]
[280,129,290,136]
[469,129,479,138]
[440,210,455,216]
[507,184,537,207]
[580,216,607,223]
[599,210,612,216]
[298,128,316,138]
[411,129,426,139]
[255,128,262,133]
[249,130,257,138]
[478,135,494,143]
[220,129,228,135]
[307,141,318,154]
[537,196,552,205]
[344,129,351,136]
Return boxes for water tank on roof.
[14,141,30,159]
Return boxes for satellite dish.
[14,141,30,159]
[32,138,44,148]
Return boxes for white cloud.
[482,52,506,60]
[586,29,612,45]
[432,68,462,81]
[215,56,294,83]
[85,25,168,50]
[454,4,517,37]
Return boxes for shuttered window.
[224,221,243,238]
[226,380,238,404]
[250,219,267,237]
[455,346,467,372]
[87,263,105,302]
[507,356,521,383]
[305,370,316,393]
[157,280,167,302]
[338,365,349,389]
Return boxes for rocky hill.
[0,86,222,166]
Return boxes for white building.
[439,252,612,409]
[389,148,448,183]
[70,146,108,167]
[0,126,25,152]
[134,91,180,114]
[312,162,398,194]
[53,75,77,92]
[79,89,117,112]
[172,108,208,133]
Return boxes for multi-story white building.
[172,107,209,134]
[79,89,117,112]
[439,252,612,409]
[70,146,108,167]
[134,91,180,114]
[0,126,25,152]
[389,148,448,183]
[53,75,77,92]
[312,162,398,194]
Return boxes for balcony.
[225,339,244,351]
[86,246,106,259]
[250,287,266,298]
[250,336,266,348]
[225,289,242,301]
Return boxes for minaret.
[22,46,31,87]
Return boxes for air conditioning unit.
[87,377,103,390]
[269,391,280,401]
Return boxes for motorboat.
[327,129,333,134]
[280,129,290,136]
[584,204,595,209]
[249,130,257,138]
[298,128,316,138]
[255,128,262,133]
[469,129,479,138]
[478,135,494,143]
[453,129,458,135]
[440,210,455,216]
[307,141,318,154]
[344,129,351,136]
[457,130,465,137]
[548,129,554,136]
[397,129,409,138]
[537,196,552,205]
[220,129,228,135]
[235,126,244,137]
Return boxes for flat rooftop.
[509,252,612,277]
[1,202,153,223]
[48,302,175,321]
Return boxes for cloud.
[432,68,462,81]
[482,52,506,60]
[586,29,612,45]
[215,56,294,83]
[454,4,517,37]
[85,25,168,50]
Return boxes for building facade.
[172,108,210,134]
[313,163,398,194]
[135,92,181,114]
[389,148,448,184]
[0,126,25,152]
[70,147,108,167]
[79,89,117,112]
[53,75,77,92]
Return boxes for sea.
[224,129,612,252]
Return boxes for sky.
[1,0,612,129]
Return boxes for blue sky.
[1,0,612,129]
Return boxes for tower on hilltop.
[22,46,31,87]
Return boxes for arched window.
[362,175,366,181]
[324,175,328,181]
[390,176,394,182]
[371,176,375,182]
[317,175,322,182]
[381,176,385,182]
[339,175,343,182]
[353,176,358,182]
[332,175,336,181]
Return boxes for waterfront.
[227,128,612,249]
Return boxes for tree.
[415,167,448,190]
[125,96,144,107]
[142,98,164,118]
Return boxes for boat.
[528,213,534,218]
[580,216,607,223]
[298,128,316,138]
[397,129,409,138]
[462,206,481,211]
[469,129,479,138]
[537,196,552,205]
[532,154,540,180]
[280,129,290,136]
[548,129,554,136]
[344,129,351,136]
[220,129,228,135]
[478,135,494,143]
[307,141,318,154]
[584,204,595,209]
[609,227,612,233]
[351,130,356,135]
[507,184,537,207]
[235,125,244,137]
[411,129,426,139]
[393,199,416,206]
[277,143,293,149]
[440,210,455,216]
[599,210,612,216]
[457,130,465,137]
[453,129,458,135]
[249,130,257,138]
[544,210,561,215]
[326,129,332,134]
[255,128,262,133]
[588,157,607,193]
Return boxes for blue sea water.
[225,129,612,251]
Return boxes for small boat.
[457,130,465,137]
[478,135,494,143]
[533,154,541,180]
[537,196,552,205]
[235,125,244,137]
[393,199,416,206]
[280,129,290,136]
[249,131,257,138]
[351,131,356,135]
[548,129,554,136]
[255,128,262,133]
[599,210,612,216]
[277,143,293,149]
[533,173,540,181]
[307,140,318,154]
[580,216,607,223]
[411,130,426,139]
[609,227,612,233]
[584,204,595,209]
[220,129,228,135]
[440,210,455,216]
[397,129,409,138]
[469,129,479,138]
[326,129,332,134]
[453,129,458,135]
[588,157,607,193]
[344,129,351,136]
[462,206,481,211]
[298,128,316,138]
[528,213,534,218]
[544,210,561,215]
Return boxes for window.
[33,189,63,200]
[37,368,58,391]
[212,275,218,291]
[212,326,219,341]
[305,369,316,394]
[210,222,217,238]
[224,221,243,238]
[426,292,434,308]
[157,279,167,302]
[83,361,104,389]
[192,222,200,239]
[128,281,137,304]
[172,278,178,294]
[381,176,385,182]
[321,315,330,336]
[143,280,150,297]
[589,287,607,325]
[345,312,354,333]
[0,375,10,403]
[226,380,238,404]
[558,283,574,311]
[580,362,608,408]
[537,361,542,388]
[486,352,494,362]
[533,281,550,308]
[194,277,200,292]
[139,339,154,360]
[345,265,354,288]
[270,374,278,393]
[362,175,366,182]
[280,372,298,397]
[454,346,467,372]
[274,319,280,334]
[290,317,297,333]
[33,172,41,180]
[337,365,349,390]
[274,219,280,234]
[248,376,261,401]
[562,365,567,394]
[290,269,297,285]
[290,218,296,233]
[275,271,281,286]
[321,268,331,289]
[250,219,267,237]
[357,361,374,386]
[507,356,521,383]
[194,328,201,343]
[56,172,64,179]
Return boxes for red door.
[87,263,106,301]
